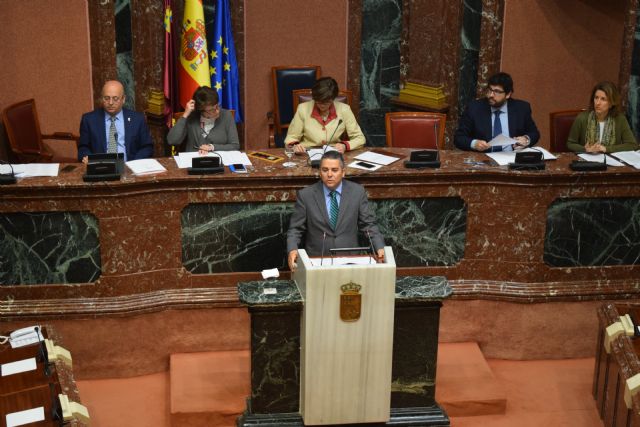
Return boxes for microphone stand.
[310,119,343,168]
[0,160,17,185]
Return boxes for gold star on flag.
[210,50,218,59]
[210,66,216,75]
[223,46,229,55]
[215,81,222,91]
[217,36,223,46]
[164,8,172,33]
[224,62,231,71]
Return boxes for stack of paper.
[0,163,59,177]
[348,151,402,171]
[486,147,557,166]
[125,159,167,175]
[610,151,640,169]
[577,153,624,167]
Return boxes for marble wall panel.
[371,198,467,267]
[359,0,403,147]
[626,2,640,136]
[0,212,100,285]
[545,198,640,267]
[458,0,482,110]
[181,203,294,273]
[116,0,135,109]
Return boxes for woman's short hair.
[590,81,621,117]
[312,77,339,103]
[193,86,219,111]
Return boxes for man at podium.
[287,150,385,270]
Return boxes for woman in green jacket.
[567,81,638,153]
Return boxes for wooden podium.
[295,247,396,425]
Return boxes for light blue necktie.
[329,191,339,229]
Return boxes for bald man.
[78,80,153,163]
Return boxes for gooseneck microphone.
[0,160,17,185]
[310,119,343,168]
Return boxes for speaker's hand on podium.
[288,249,299,272]
[376,248,385,263]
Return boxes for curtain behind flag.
[179,0,210,108]
[208,0,243,122]
[163,0,178,128]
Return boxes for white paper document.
[486,147,557,166]
[610,151,640,169]
[125,159,167,175]
[6,407,45,427]
[261,268,280,279]
[307,146,338,162]
[1,357,37,377]
[0,163,59,177]
[578,153,624,167]
[217,151,252,166]
[354,151,401,166]
[489,134,518,148]
[310,256,376,266]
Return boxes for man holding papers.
[454,72,540,152]
[286,151,385,271]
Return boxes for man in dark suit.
[287,150,385,271]
[77,80,153,163]
[454,72,540,152]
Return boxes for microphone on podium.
[320,231,327,266]
[310,119,343,168]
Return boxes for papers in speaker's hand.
[486,147,557,166]
[173,151,252,168]
[125,159,167,175]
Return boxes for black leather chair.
[268,65,321,147]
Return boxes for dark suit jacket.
[287,180,385,257]
[77,108,154,161]
[454,98,540,151]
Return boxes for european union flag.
[207,0,243,122]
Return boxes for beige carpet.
[76,345,602,427]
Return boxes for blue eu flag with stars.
[208,0,243,122]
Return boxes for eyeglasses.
[102,96,123,103]
[486,88,506,95]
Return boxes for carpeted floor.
[76,353,603,427]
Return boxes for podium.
[296,248,396,425]
[237,248,451,426]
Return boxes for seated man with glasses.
[78,80,154,163]
[454,72,540,152]
[167,86,239,154]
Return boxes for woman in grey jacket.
[167,86,239,154]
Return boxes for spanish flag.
[178,0,210,108]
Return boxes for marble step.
[169,350,250,427]
[436,342,507,417]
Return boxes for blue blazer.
[454,98,540,151]
[77,108,154,161]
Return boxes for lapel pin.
[127,117,131,122]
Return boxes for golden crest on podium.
[340,282,362,322]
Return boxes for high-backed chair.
[549,109,585,152]
[291,88,353,113]
[268,65,321,147]
[385,112,446,149]
[2,99,78,163]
